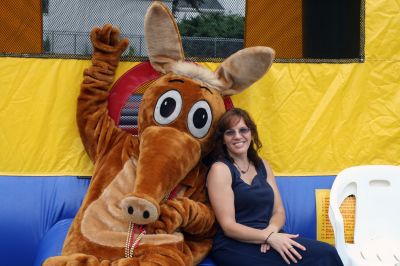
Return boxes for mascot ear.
[215,47,275,96]
[145,1,185,73]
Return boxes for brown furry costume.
[44,2,274,265]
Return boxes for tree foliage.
[43,37,51,53]
[178,13,244,39]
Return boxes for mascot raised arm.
[44,2,274,265]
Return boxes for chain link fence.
[1,0,363,62]
[39,0,245,61]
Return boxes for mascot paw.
[90,24,129,55]
[146,221,167,234]
[109,258,140,266]
[147,199,183,234]
[43,253,100,266]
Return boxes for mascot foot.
[42,254,126,266]
[43,246,189,266]
[43,253,101,266]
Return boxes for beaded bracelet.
[264,232,274,244]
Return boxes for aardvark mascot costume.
[44,2,274,265]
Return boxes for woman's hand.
[266,232,306,264]
[260,243,270,253]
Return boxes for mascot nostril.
[127,205,150,220]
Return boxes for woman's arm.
[207,162,270,244]
[262,160,306,264]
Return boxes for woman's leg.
[212,237,343,266]
[212,240,294,266]
[293,237,344,266]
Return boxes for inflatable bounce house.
[0,0,399,265]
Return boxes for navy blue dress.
[211,159,343,266]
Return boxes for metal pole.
[51,31,54,53]
[214,38,217,57]
[74,33,77,54]
[140,36,142,56]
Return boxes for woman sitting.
[207,108,343,265]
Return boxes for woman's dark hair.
[210,108,263,168]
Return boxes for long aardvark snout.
[120,126,201,225]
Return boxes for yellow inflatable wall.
[0,0,399,176]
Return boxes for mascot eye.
[154,90,182,125]
[187,100,212,138]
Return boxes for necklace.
[234,161,250,174]
[125,222,146,258]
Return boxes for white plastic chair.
[329,165,400,266]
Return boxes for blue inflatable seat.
[0,175,335,266]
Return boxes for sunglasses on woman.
[224,127,251,137]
